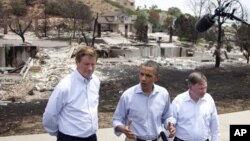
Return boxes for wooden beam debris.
[20,57,31,75]
[68,45,76,58]
[20,57,33,79]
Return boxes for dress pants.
[57,131,97,141]
[174,136,208,141]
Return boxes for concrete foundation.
[140,46,188,58]
[160,47,188,57]
[0,47,6,67]
[110,48,140,58]
[0,45,37,67]
[109,46,189,58]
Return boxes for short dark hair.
[141,60,160,74]
[187,71,207,85]
[75,45,97,62]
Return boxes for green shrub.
[197,38,206,44]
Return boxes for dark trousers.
[137,138,157,141]
[57,131,97,141]
[174,136,209,141]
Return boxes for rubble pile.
[0,44,76,105]
[0,31,248,106]
[26,47,76,92]
[0,74,32,105]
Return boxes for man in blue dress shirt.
[113,60,175,141]
[43,46,100,141]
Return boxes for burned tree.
[8,19,32,43]
[8,0,32,43]
[0,1,9,34]
[79,13,99,47]
[70,0,92,39]
[236,24,250,63]
[196,0,246,67]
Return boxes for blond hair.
[75,46,97,62]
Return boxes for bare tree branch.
[8,19,33,43]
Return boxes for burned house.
[92,11,136,35]
[0,45,37,68]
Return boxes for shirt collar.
[74,69,93,83]
[183,91,192,102]
[134,83,160,96]
[183,90,207,102]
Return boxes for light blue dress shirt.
[172,90,220,141]
[43,70,100,137]
[113,84,173,140]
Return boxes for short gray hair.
[141,60,160,74]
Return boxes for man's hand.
[167,122,176,138]
[118,120,136,139]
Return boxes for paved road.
[1,110,250,141]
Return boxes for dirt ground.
[1,63,250,136]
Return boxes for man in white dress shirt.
[43,46,100,141]
[172,72,220,141]
[113,60,176,141]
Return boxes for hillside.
[83,0,118,14]
[1,0,118,18]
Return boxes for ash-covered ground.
[1,62,250,136]
[1,32,250,136]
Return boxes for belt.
[57,131,96,140]
[137,138,157,141]
[174,136,209,141]
[173,137,184,141]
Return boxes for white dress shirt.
[113,84,173,140]
[43,70,100,137]
[172,90,220,141]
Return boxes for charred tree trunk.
[73,18,76,39]
[57,27,61,38]
[91,13,99,47]
[8,19,32,43]
[215,17,223,68]
[169,26,173,43]
[125,24,128,38]
[43,0,47,37]
[20,34,25,43]
[243,48,250,63]
[4,19,8,34]
[80,32,89,46]
[97,23,101,37]
[44,10,47,37]
[144,25,148,43]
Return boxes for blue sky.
[135,0,250,20]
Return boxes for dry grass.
[81,0,118,14]
[2,0,118,18]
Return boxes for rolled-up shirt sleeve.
[163,94,176,128]
[113,95,128,136]
[42,87,65,136]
